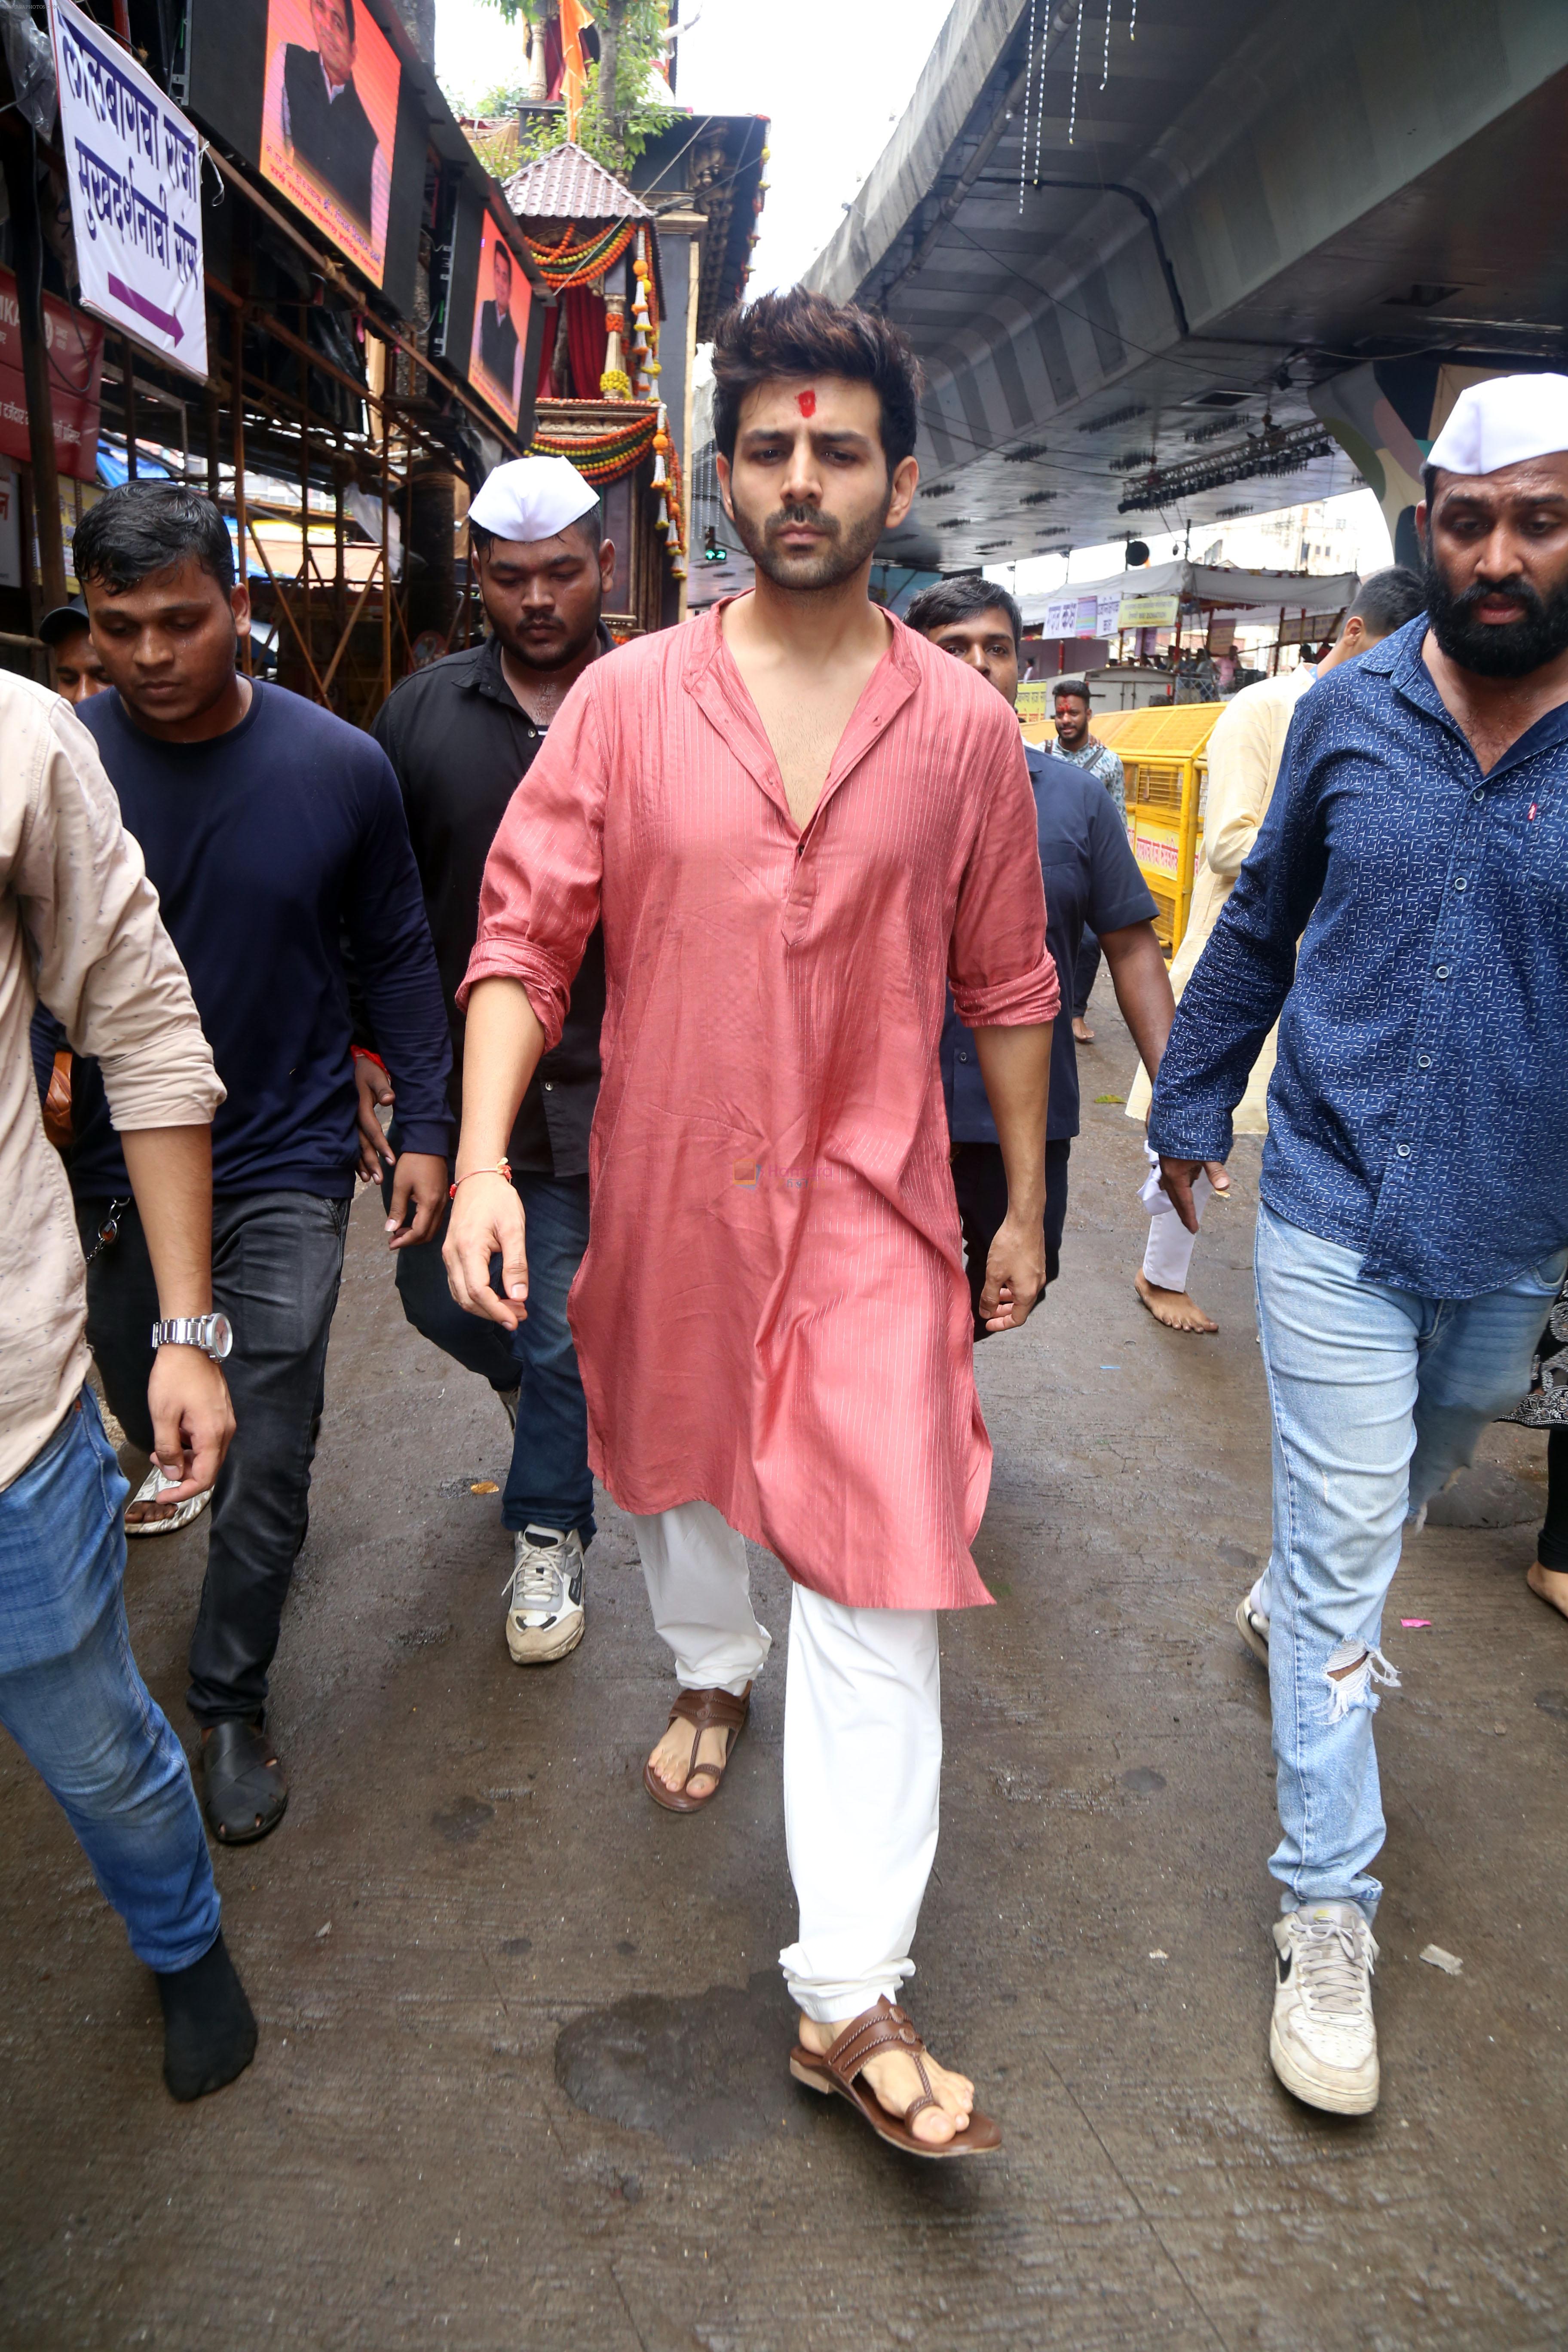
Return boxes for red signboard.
[0,267,104,484]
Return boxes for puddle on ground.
[430,1795,495,1843]
[554,1970,812,2161]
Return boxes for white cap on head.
[1425,373,1568,479]
[468,454,597,545]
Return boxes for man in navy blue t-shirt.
[907,579,1176,1333]
[70,484,451,1848]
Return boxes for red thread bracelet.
[450,1158,513,1200]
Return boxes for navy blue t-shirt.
[72,680,452,1199]
[942,741,1156,1143]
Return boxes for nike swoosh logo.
[1277,1951,1292,1984]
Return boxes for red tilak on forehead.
[796,389,817,417]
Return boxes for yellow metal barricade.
[1090,703,1225,956]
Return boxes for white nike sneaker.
[503,1525,585,1665]
[1270,1902,1380,2114]
[1235,1574,1270,1664]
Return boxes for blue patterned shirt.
[1148,616,1568,1298]
[1056,732,1126,819]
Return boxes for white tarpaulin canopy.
[1020,561,1360,633]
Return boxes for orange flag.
[560,0,591,138]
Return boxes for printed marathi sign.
[1133,825,1181,877]
[1040,590,1121,639]
[0,266,104,483]
[1117,591,1180,629]
[50,0,207,379]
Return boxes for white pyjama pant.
[632,1498,942,2026]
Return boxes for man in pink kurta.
[450,289,1057,2157]
[462,597,1053,1605]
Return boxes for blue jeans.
[387,1165,594,1544]
[1254,1202,1568,1920]
[0,1391,219,1972]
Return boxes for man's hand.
[147,1346,235,1503]
[1158,1156,1208,1234]
[385,1152,449,1250]
[978,1207,1047,1334]
[444,1171,529,1328]
[354,1054,396,1181]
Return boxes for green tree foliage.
[475,0,677,175]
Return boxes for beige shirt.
[1127,665,1314,1132]
[1,675,223,1489]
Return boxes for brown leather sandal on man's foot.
[789,1997,1002,2159]
[642,1684,750,1813]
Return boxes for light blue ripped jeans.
[1253,1202,1568,1922]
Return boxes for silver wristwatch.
[150,1313,234,1362]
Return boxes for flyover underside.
[807,1,1568,569]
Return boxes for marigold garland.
[529,404,661,484]
[524,216,637,291]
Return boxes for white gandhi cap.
[468,455,598,543]
[1425,373,1568,478]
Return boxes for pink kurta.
[462,604,1058,1610]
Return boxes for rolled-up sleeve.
[23,698,223,1133]
[948,720,1060,1027]
[459,668,608,1049]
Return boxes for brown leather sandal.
[642,1683,750,1813]
[789,1997,1002,2159]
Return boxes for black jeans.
[1540,1427,1568,1573]
[76,1191,349,1727]
[1072,927,1102,1020]
[949,1138,1071,1341]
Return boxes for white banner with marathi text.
[50,0,207,380]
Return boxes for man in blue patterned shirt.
[1051,680,1125,1042]
[1150,374,1568,2119]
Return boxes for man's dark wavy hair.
[73,481,235,595]
[710,286,924,475]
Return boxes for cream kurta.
[0,676,222,1489]
[1127,665,1314,1132]
[463,605,1059,1611]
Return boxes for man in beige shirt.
[1126,569,1425,1331]
[0,671,256,2103]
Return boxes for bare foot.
[796,2012,976,2147]
[1135,1268,1219,1333]
[646,1717,733,1798]
[1072,1016,1094,1044]
[1527,1562,1568,1621]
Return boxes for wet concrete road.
[5,986,1568,2350]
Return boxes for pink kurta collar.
[683,596,922,840]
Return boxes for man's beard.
[729,493,890,592]
[1421,544,1568,678]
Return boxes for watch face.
[205,1313,235,1361]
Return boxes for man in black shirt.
[478,239,521,403]
[367,458,614,1668]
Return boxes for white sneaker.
[1235,1574,1270,1664]
[502,1525,585,1664]
[1270,1902,1380,2114]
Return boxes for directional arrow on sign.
[107,275,183,346]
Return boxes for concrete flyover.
[805,0,1568,570]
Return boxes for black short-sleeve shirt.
[373,629,613,1178]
